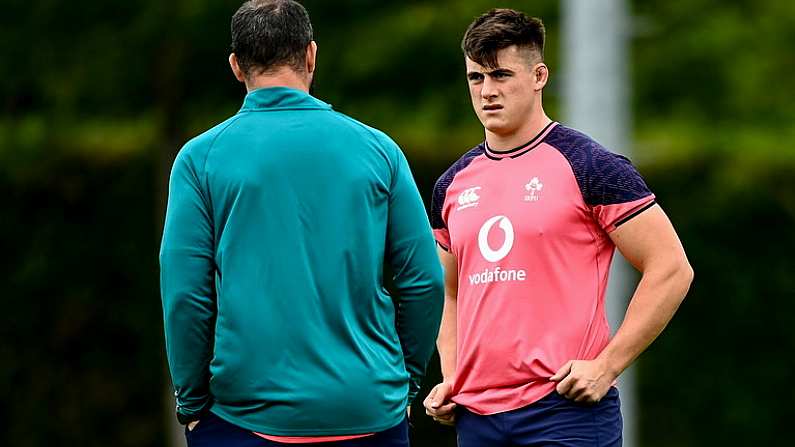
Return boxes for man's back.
[160,87,443,436]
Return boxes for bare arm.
[437,247,459,383]
[423,247,459,424]
[599,204,693,375]
[552,205,693,402]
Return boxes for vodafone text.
[468,266,527,285]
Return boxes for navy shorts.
[456,387,622,447]
[185,411,409,447]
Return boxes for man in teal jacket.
[159,1,443,445]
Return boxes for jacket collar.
[240,87,332,112]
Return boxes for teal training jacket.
[160,87,444,436]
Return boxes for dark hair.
[230,0,314,76]
[462,8,545,68]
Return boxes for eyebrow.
[467,68,515,77]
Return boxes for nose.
[481,77,498,101]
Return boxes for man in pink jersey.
[422,9,693,446]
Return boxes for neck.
[244,67,310,93]
[485,106,552,150]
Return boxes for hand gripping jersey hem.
[452,381,558,416]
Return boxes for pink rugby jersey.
[431,122,656,415]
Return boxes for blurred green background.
[2,0,794,446]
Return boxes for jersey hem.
[255,432,375,443]
[455,383,620,416]
[453,381,558,416]
[207,406,406,437]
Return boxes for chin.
[483,121,512,135]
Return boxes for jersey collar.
[484,121,558,160]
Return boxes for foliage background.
[1,1,793,445]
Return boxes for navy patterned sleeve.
[431,171,454,250]
[545,125,656,231]
[431,146,484,250]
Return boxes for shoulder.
[543,124,625,169]
[433,145,485,194]
[543,124,652,206]
[330,111,400,150]
[430,145,485,228]
[329,111,405,169]
[176,115,243,170]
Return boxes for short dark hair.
[230,0,314,76]
[462,8,545,68]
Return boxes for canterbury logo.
[457,187,481,210]
[478,215,514,262]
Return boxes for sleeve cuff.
[176,399,212,425]
[593,195,656,232]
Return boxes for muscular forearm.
[436,294,457,383]
[597,261,693,376]
[552,205,693,403]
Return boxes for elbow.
[647,256,693,302]
[396,266,444,303]
[421,262,445,301]
[430,271,445,299]
[673,257,694,299]
[427,269,445,319]
[683,261,694,286]
[422,272,445,311]
[680,254,694,286]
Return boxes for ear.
[533,63,549,91]
[229,53,246,83]
[306,41,318,74]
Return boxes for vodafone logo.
[477,215,514,262]
[470,215,526,285]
